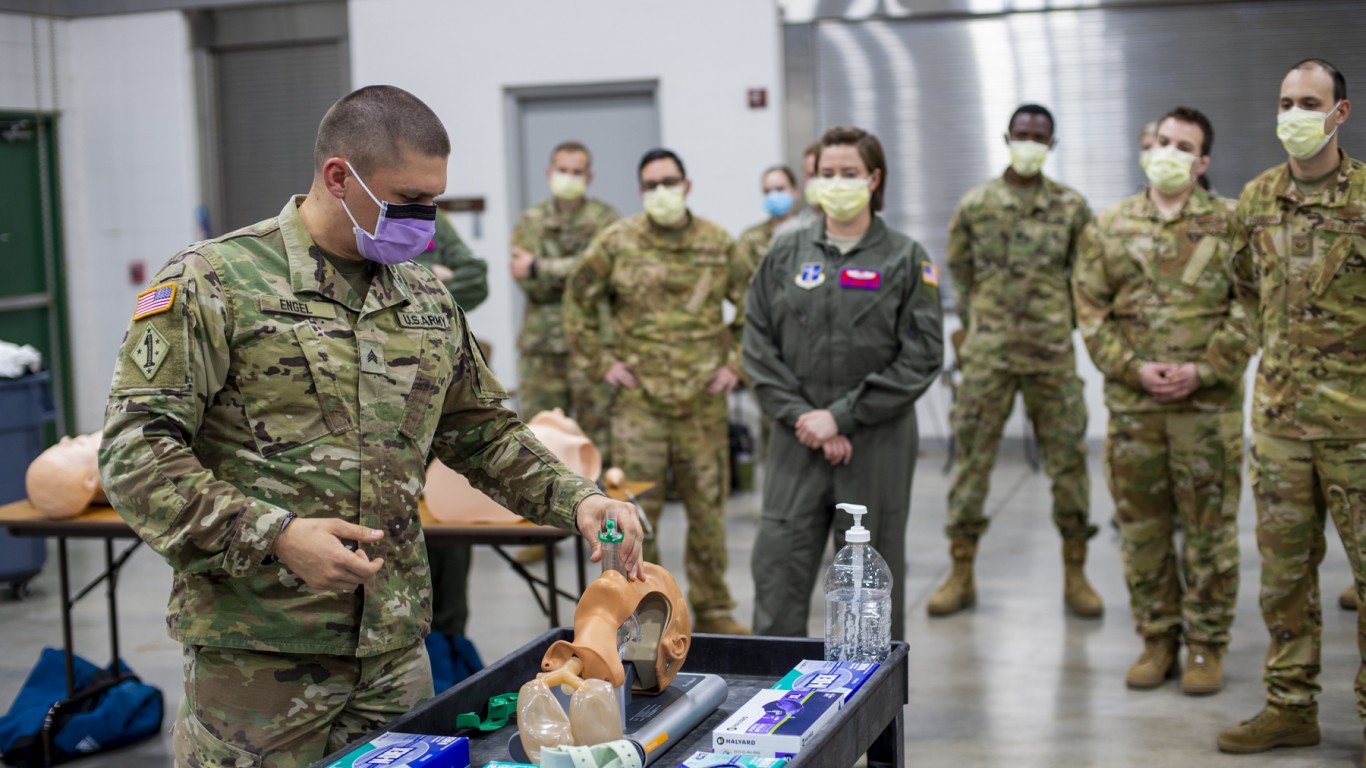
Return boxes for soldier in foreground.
[1217,59,1366,760]
[565,148,752,635]
[1074,106,1253,696]
[929,104,1102,618]
[98,85,640,767]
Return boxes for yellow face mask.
[814,177,872,222]
[1276,102,1342,160]
[1008,140,1049,177]
[1144,146,1198,195]
[549,172,587,201]
[642,185,687,226]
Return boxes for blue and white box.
[772,660,878,701]
[323,733,470,768]
[712,689,843,758]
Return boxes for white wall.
[0,10,200,433]
[348,0,786,391]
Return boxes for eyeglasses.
[640,176,684,192]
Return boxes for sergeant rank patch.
[795,263,825,290]
[131,323,170,381]
[132,283,176,321]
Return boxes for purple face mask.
[340,162,437,265]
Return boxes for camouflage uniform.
[565,211,751,620]
[1074,187,1254,648]
[946,173,1095,541]
[414,211,489,311]
[1231,151,1366,719]
[511,197,618,459]
[413,211,488,637]
[744,218,943,640]
[736,218,782,271]
[99,197,601,766]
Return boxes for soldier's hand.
[822,435,853,465]
[605,360,639,389]
[1153,362,1200,402]
[510,247,536,280]
[431,264,455,282]
[795,409,839,448]
[273,518,386,593]
[1138,362,1174,396]
[575,494,643,580]
[706,365,740,396]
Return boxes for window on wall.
[190,1,349,235]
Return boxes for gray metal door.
[509,83,660,223]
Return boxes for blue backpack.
[0,648,163,767]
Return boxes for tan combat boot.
[1342,584,1358,610]
[1125,635,1178,689]
[1181,643,1223,695]
[927,539,977,616]
[1217,705,1320,753]
[1061,539,1103,618]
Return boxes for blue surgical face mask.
[763,190,794,218]
[339,162,438,265]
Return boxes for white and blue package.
[772,660,878,701]
[323,733,469,768]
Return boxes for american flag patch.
[133,283,177,320]
[922,261,940,286]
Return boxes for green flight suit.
[744,218,944,640]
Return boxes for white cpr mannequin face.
[26,433,105,519]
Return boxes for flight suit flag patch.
[922,261,940,286]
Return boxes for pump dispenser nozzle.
[836,502,870,543]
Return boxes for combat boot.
[1125,635,1178,689]
[1217,705,1319,753]
[1342,584,1358,610]
[1061,539,1103,618]
[927,539,977,616]
[1181,643,1223,695]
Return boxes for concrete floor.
[2,448,1362,767]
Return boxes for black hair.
[1162,106,1215,157]
[1290,58,1348,103]
[314,85,449,175]
[638,148,686,179]
[1008,103,1055,137]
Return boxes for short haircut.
[1161,106,1214,157]
[314,85,450,175]
[638,148,686,179]
[815,126,888,213]
[763,164,798,187]
[551,140,592,168]
[1289,58,1348,103]
[1009,103,1055,137]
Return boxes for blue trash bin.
[0,371,55,597]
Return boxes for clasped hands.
[796,409,851,466]
[1139,362,1201,403]
[604,360,739,396]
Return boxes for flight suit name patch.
[397,312,449,330]
[259,297,337,319]
[840,267,882,290]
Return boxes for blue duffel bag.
[0,648,163,766]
